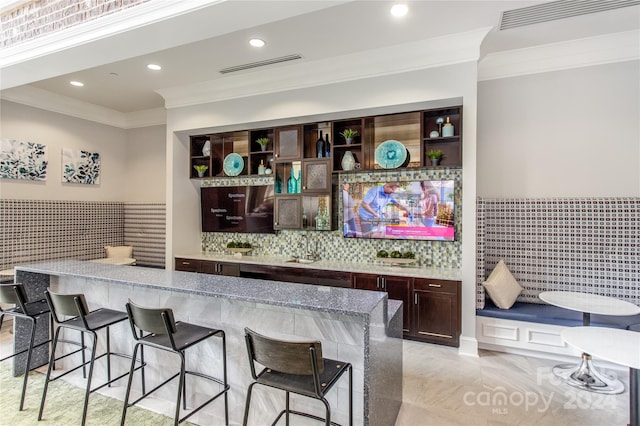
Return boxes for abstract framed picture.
[62,148,100,184]
[0,138,48,181]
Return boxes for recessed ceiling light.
[70,81,84,87]
[249,38,265,48]
[390,3,409,17]
[147,63,162,71]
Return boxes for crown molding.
[1,85,165,129]
[158,27,492,109]
[478,30,640,81]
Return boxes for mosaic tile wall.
[476,198,640,308]
[1,0,151,48]
[0,200,166,270]
[0,199,123,270]
[124,203,166,268]
[202,168,463,268]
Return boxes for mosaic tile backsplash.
[202,168,463,269]
[476,198,640,308]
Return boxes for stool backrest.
[125,299,177,335]
[45,290,90,323]
[0,283,28,310]
[244,327,323,376]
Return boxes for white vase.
[341,151,355,171]
[202,140,211,156]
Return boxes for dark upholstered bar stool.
[243,327,353,426]
[121,299,229,426]
[0,283,51,411]
[39,289,141,425]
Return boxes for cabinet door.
[275,126,302,160]
[218,262,240,277]
[302,159,331,193]
[175,258,202,272]
[352,273,380,291]
[413,279,460,346]
[274,196,302,230]
[384,276,412,333]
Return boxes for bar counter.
[15,260,403,426]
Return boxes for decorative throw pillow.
[105,245,133,258]
[482,259,522,309]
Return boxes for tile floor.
[0,318,630,425]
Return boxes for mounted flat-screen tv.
[201,185,275,233]
[342,180,455,241]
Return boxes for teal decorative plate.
[375,140,407,169]
[223,153,244,176]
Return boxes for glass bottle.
[442,117,454,137]
[324,134,330,157]
[316,130,325,158]
[258,160,266,175]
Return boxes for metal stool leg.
[120,343,141,426]
[18,316,36,411]
[243,382,257,426]
[81,331,98,426]
[39,326,63,420]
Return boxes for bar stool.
[0,283,51,411]
[243,327,353,426]
[39,289,140,425]
[120,299,229,426]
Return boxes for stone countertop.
[15,260,386,318]
[177,252,462,281]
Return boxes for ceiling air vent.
[219,54,303,74]
[500,0,640,30]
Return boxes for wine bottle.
[316,130,325,158]
[324,134,330,157]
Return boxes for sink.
[286,258,316,264]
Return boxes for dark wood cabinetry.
[423,107,462,168]
[174,258,240,277]
[352,273,460,346]
[240,264,350,288]
[352,273,412,334]
[412,278,461,346]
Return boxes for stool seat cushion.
[140,321,222,351]
[257,357,350,398]
[478,298,640,328]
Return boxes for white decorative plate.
[375,140,407,169]
[223,153,244,176]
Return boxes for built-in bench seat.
[476,299,640,359]
[477,298,640,330]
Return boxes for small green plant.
[256,137,270,147]
[193,164,208,173]
[427,149,444,160]
[339,129,358,139]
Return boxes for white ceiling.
[1,0,639,114]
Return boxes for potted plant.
[256,137,270,151]
[193,164,208,177]
[339,129,358,145]
[427,149,444,166]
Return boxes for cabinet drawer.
[413,278,459,294]
[175,258,201,272]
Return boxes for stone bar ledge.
[15,260,403,426]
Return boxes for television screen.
[201,185,275,233]
[342,180,455,241]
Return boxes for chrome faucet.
[300,232,317,260]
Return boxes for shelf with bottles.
[302,195,332,231]
[274,161,302,195]
[303,122,332,160]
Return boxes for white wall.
[0,100,127,200]
[0,100,166,202]
[165,62,480,356]
[477,60,640,198]
[123,125,166,202]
